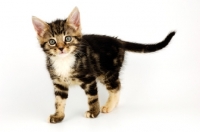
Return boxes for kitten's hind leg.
[102,75,121,113]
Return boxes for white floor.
[0,0,200,132]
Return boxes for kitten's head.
[32,7,81,57]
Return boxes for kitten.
[32,7,175,123]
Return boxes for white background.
[0,0,200,132]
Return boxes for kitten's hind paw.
[101,102,118,113]
[85,110,100,118]
[101,106,113,113]
[49,113,65,123]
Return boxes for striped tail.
[122,31,176,53]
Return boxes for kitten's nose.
[58,48,64,51]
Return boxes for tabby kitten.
[32,7,175,123]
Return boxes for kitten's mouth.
[57,52,69,57]
[59,51,66,54]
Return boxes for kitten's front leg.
[49,83,68,123]
[81,80,100,118]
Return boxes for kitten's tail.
[122,31,176,53]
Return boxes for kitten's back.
[82,35,125,71]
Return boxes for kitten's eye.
[49,39,56,46]
[65,36,72,42]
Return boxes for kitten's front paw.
[49,113,65,123]
[85,110,100,118]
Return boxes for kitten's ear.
[32,16,48,37]
[67,7,81,31]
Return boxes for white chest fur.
[50,54,76,80]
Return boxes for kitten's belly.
[58,76,81,86]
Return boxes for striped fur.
[32,7,175,123]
